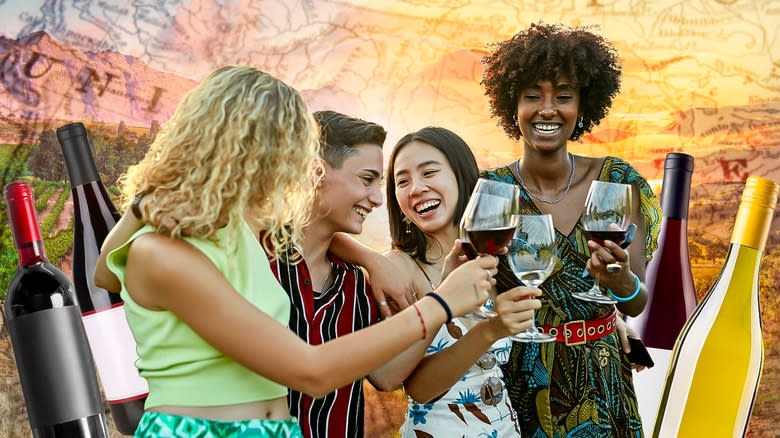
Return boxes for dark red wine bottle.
[629,153,698,349]
[57,122,147,435]
[4,181,109,437]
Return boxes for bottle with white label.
[57,122,148,435]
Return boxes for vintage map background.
[0,0,778,436]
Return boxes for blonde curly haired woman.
[99,66,497,437]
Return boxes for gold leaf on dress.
[535,388,554,436]
[565,399,597,431]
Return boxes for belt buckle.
[564,320,587,346]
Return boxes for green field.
[0,144,33,179]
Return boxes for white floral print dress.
[400,318,522,437]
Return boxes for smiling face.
[316,143,383,235]
[392,141,460,236]
[516,78,581,152]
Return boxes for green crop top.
[107,219,290,408]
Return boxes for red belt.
[540,310,617,346]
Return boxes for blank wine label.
[81,305,149,401]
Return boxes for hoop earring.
[578,116,584,129]
[513,114,519,127]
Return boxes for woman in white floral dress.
[384,127,542,437]
[402,317,516,437]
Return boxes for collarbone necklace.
[316,266,333,294]
[516,152,576,205]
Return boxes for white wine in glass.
[506,214,556,343]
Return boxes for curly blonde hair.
[119,66,321,257]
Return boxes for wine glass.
[459,178,520,320]
[574,180,632,304]
[505,214,557,343]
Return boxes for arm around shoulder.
[125,234,456,399]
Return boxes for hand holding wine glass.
[575,181,632,304]
[459,179,520,319]
[434,255,498,317]
[505,214,557,342]
[487,286,543,340]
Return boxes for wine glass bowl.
[505,214,556,343]
[575,181,632,304]
[460,179,520,320]
[461,179,520,256]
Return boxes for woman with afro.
[480,23,662,437]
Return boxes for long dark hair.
[386,127,479,264]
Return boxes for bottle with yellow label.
[653,176,778,437]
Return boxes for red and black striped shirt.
[270,250,380,438]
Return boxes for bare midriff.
[150,396,291,421]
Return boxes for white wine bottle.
[653,176,778,438]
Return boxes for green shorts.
[134,411,303,437]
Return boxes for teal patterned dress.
[482,157,661,438]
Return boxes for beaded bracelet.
[608,272,642,302]
[425,291,453,323]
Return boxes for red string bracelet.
[412,303,427,340]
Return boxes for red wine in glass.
[574,180,632,304]
[467,225,515,255]
[461,240,479,259]
[459,178,520,319]
[582,229,629,247]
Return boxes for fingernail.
[581,268,590,278]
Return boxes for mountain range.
[0,31,196,130]
[0,31,779,186]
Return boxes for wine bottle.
[629,152,698,349]
[57,122,148,435]
[4,181,109,437]
[653,176,778,438]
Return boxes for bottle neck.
[57,123,101,187]
[660,216,688,231]
[731,203,774,250]
[4,182,48,266]
[661,168,693,220]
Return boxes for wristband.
[425,291,453,323]
[131,192,144,220]
[607,272,642,302]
